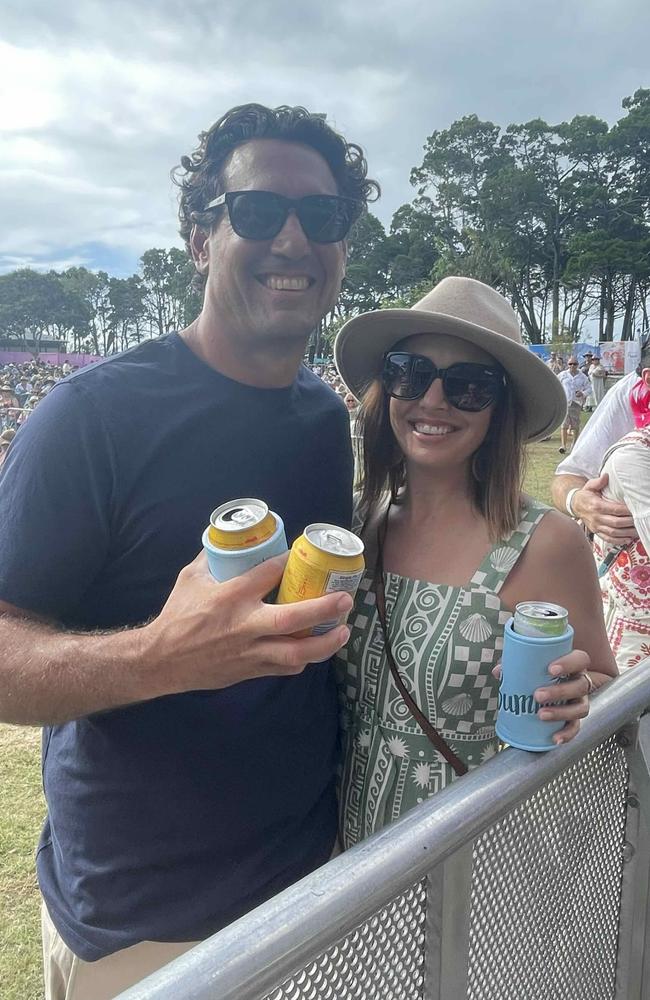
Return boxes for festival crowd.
[0,361,77,467]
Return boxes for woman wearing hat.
[334,277,617,846]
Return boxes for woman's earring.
[472,449,487,482]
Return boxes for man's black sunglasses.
[382,351,506,411]
[204,190,361,244]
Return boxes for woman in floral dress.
[334,277,618,846]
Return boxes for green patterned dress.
[337,498,549,848]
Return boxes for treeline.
[1,89,649,356]
[0,250,201,356]
[331,88,650,346]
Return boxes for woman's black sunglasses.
[204,190,361,244]
[382,351,506,411]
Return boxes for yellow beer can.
[277,523,365,635]
[208,499,277,550]
[203,499,287,582]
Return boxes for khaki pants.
[41,904,199,1000]
[42,841,341,999]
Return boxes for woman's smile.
[410,420,458,438]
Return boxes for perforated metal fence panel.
[468,738,628,1000]
[263,882,427,1000]
[257,740,628,1000]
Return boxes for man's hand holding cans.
[142,552,353,694]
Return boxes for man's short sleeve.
[0,383,114,619]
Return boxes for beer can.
[276,523,365,637]
[513,602,569,639]
[202,499,287,582]
[496,606,573,753]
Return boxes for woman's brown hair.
[356,370,527,541]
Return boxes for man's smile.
[256,274,315,291]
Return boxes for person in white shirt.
[593,344,650,671]
[580,352,594,409]
[552,367,638,543]
[557,358,592,454]
[588,356,607,408]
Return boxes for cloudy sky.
[1,0,648,278]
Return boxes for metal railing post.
[618,714,650,999]
[425,843,474,1000]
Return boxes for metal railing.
[118,665,650,1000]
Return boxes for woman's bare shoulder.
[527,506,592,559]
[503,503,596,606]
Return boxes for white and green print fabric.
[337,498,549,848]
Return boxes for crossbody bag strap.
[374,507,468,778]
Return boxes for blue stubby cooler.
[202,514,287,582]
[495,618,574,752]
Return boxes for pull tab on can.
[208,499,277,550]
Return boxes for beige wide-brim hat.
[335,276,567,442]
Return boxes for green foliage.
[337,211,392,315]
[0,251,201,355]
[140,248,199,337]
[404,95,650,343]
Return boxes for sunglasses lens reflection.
[230,193,286,239]
[444,369,501,410]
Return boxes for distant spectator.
[588,356,607,409]
[343,390,361,470]
[558,358,591,454]
[580,352,594,376]
[13,380,27,406]
[0,428,15,468]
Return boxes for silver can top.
[305,523,364,557]
[211,498,269,532]
[513,601,569,638]
[516,602,568,621]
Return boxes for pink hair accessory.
[630,377,650,428]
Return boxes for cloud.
[1,0,648,276]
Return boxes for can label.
[277,524,365,636]
[513,602,569,639]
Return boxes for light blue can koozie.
[495,618,574,752]
[202,515,287,583]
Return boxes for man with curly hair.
[0,104,378,998]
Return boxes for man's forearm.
[551,471,637,542]
[0,614,160,726]
[0,553,356,728]
[551,473,586,515]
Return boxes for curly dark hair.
[172,103,380,281]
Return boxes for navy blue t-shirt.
[0,333,353,960]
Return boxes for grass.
[0,725,45,1000]
[524,427,566,506]
[0,421,584,997]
